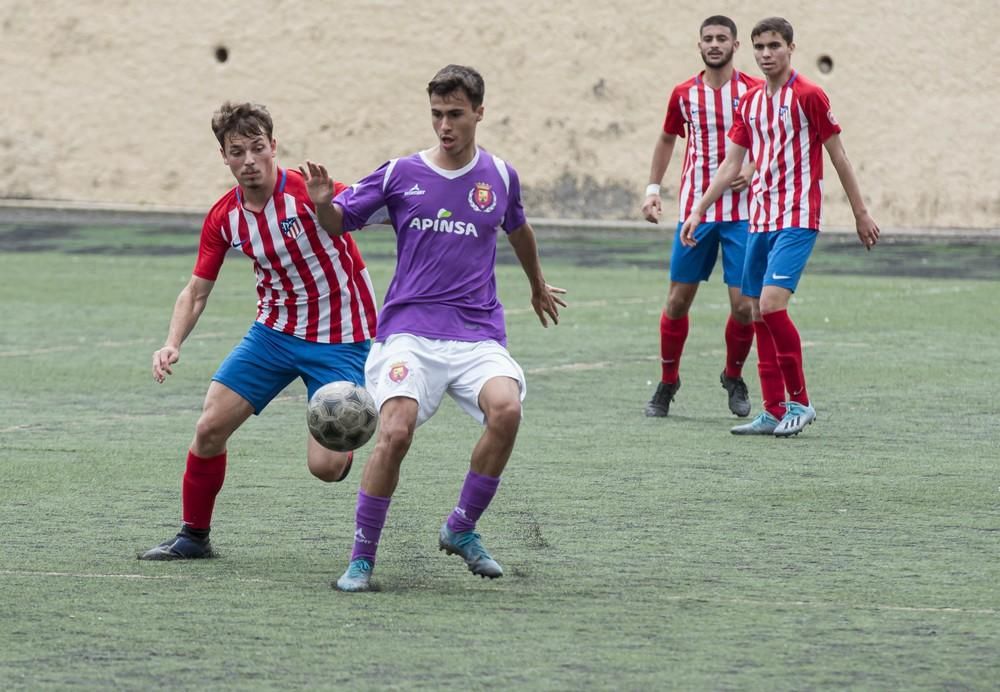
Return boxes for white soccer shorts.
[365,334,526,427]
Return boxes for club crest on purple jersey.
[468,182,497,213]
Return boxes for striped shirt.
[663,70,762,222]
[728,71,842,233]
[194,167,378,344]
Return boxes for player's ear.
[476,106,484,122]
[270,138,277,154]
[219,147,226,163]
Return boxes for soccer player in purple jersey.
[300,64,567,592]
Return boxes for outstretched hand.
[298,160,334,207]
[532,284,568,327]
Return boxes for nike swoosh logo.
[771,273,791,280]
[231,238,246,248]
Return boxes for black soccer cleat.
[644,378,681,417]
[138,532,216,561]
[720,371,751,417]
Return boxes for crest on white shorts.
[388,361,410,383]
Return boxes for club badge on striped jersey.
[279,216,305,239]
[468,182,497,213]
[388,361,410,383]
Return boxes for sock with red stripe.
[724,317,755,378]
[761,309,810,406]
[753,320,787,420]
[181,450,227,531]
[659,313,689,384]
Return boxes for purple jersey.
[336,147,527,345]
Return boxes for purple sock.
[446,470,501,533]
[351,490,391,564]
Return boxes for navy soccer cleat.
[644,378,681,417]
[138,531,215,561]
[720,371,752,417]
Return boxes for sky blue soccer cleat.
[773,401,817,437]
[137,533,215,560]
[438,524,503,579]
[730,410,780,435]
[335,558,374,592]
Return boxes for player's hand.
[299,160,334,207]
[729,172,751,192]
[856,212,880,251]
[532,284,567,327]
[642,194,662,224]
[679,213,700,247]
[152,346,180,383]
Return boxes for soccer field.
[1,221,997,689]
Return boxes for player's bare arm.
[824,134,880,250]
[299,160,346,236]
[642,132,678,223]
[507,223,567,327]
[152,275,215,383]
[679,142,748,246]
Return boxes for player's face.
[698,25,737,68]
[221,132,277,190]
[752,31,794,79]
[430,90,483,161]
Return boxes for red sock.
[181,450,227,530]
[659,313,688,384]
[724,317,755,378]
[761,310,809,405]
[753,320,786,420]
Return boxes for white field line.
[1,569,994,616]
[0,332,232,358]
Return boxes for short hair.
[700,15,738,39]
[211,101,274,148]
[427,65,485,109]
[751,17,794,44]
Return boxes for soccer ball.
[306,381,378,452]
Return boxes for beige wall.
[2,1,997,229]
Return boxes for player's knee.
[377,417,416,455]
[193,415,231,452]
[732,302,753,324]
[485,399,521,435]
[309,455,350,483]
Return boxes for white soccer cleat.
[773,401,816,437]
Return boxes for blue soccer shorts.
[670,220,748,287]
[213,322,371,414]
[741,227,819,298]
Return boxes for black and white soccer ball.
[306,381,378,452]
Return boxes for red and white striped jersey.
[194,167,378,343]
[728,71,842,233]
[663,70,762,222]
